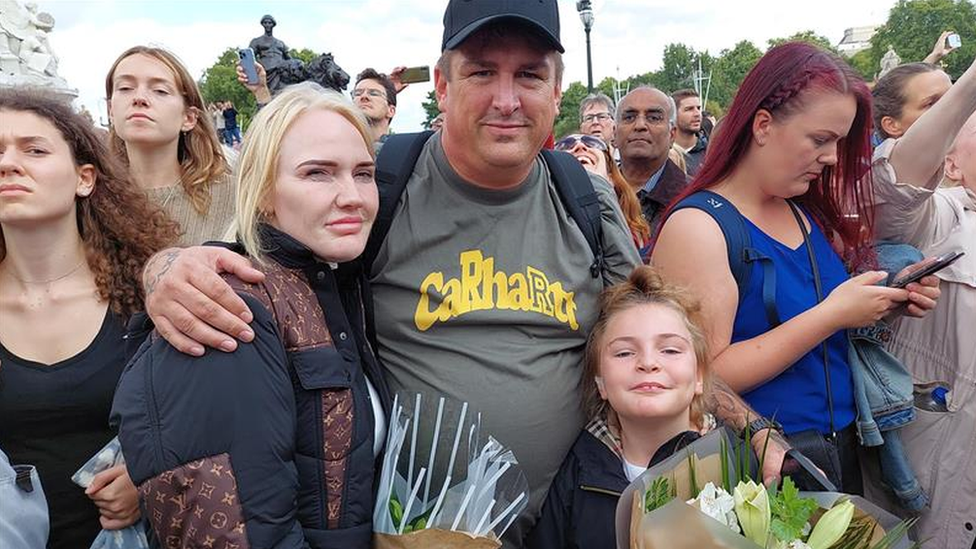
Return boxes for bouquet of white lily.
[373,393,528,549]
[615,428,916,549]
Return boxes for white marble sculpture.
[0,0,76,99]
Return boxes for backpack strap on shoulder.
[541,149,604,279]
[671,190,781,328]
[363,131,435,273]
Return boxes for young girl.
[106,46,233,245]
[526,265,711,549]
[0,89,177,549]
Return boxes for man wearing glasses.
[615,86,689,235]
[578,92,616,145]
[352,68,398,148]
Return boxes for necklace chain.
[158,183,181,210]
[4,260,86,285]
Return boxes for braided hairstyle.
[662,42,876,269]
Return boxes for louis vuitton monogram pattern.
[225,261,332,352]
[322,388,353,527]
[224,260,356,531]
[139,453,249,549]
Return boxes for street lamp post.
[576,0,594,93]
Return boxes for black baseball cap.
[442,0,564,53]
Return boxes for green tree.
[659,43,698,92]
[421,89,440,129]
[869,0,976,79]
[198,48,257,130]
[289,48,318,64]
[709,40,763,110]
[847,48,876,80]
[767,30,839,53]
[553,81,589,139]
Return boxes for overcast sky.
[39,0,897,132]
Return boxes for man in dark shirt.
[615,86,689,236]
[672,88,708,176]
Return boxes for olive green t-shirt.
[370,134,640,545]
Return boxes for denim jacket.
[846,243,926,511]
[849,323,914,445]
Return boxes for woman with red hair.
[651,43,939,492]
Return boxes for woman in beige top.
[106,46,235,246]
[870,56,976,549]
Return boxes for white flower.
[687,482,741,534]
[772,539,813,549]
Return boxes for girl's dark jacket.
[112,226,391,549]
[525,419,699,549]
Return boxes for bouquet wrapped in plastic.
[615,428,916,549]
[71,437,149,549]
[373,393,529,549]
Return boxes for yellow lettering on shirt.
[414,250,579,331]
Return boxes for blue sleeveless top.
[733,211,855,435]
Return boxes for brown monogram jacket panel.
[114,227,384,549]
[227,255,373,530]
[140,453,249,549]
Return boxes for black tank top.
[0,309,127,549]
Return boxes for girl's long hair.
[0,89,179,318]
[663,42,876,268]
[106,46,229,215]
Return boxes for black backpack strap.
[541,149,604,279]
[362,131,435,274]
[671,190,781,328]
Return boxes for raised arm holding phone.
[868,54,976,549]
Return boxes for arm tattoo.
[707,377,756,431]
[708,378,792,449]
[144,249,181,296]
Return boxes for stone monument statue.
[247,14,350,95]
[307,52,349,92]
[248,14,294,94]
[0,0,76,99]
[879,45,902,78]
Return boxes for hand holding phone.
[239,48,259,85]
[889,251,964,288]
[398,66,430,84]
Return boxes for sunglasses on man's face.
[554,134,608,152]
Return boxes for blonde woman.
[112,84,390,549]
[106,46,234,245]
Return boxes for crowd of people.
[0,1,973,549]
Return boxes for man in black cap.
[135,1,787,546]
[363,3,641,543]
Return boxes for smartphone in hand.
[239,48,259,85]
[399,66,430,84]
[889,251,965,288]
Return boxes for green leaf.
[721,435,731,493]
[389,493,404,530]
[769,477,819,542]
[644,476,674,513]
